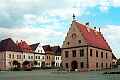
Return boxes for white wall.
[35,44,45,53]
[55,56,62,67]
[34,53,45,67]
[22,52,34,62]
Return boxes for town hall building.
[62,15,113,71]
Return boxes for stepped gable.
[17,40,32,53]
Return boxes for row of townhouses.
[0,38,61,70]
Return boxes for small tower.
[72,13,76,21]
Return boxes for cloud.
[0,25,65,46]
[0,0,103,27]
[101,25,120,58]
[0,0,120,57]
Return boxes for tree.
[12,60,21,71]
[33,60,38,65]
[22,60,32,70]
[12,60,19,67]
[22,61,30,65]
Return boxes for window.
[101,63,103,68]
[96,62,98,68]
[28,56,30,59]
[65,51,69,58]
[38,56,40,59]
[17,55,19,59]
[19,55,21,59]
[65,63,69,68]
[47,56,48,59]
[49,56,50,59]
[56,57,57,60]
[78,40,81,43]
[90,49,92,56]
[80,49,84,57]
[72,50,76,57]
[101,52,103,58]
[110,63,111,68]
[58,57,59,60]
[106,63,108,68]
[96,50,98,57]
[36,56,37,59]
[106,53,108,59]
[41,50,42,53]
[9,54,11,58]
[42,56,44,59]
[12,54,14,59]
[24,55,25,59]
[80,62,84,68]
[31,56,33,59]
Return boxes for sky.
[0,0,120,58]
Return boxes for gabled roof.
[75,21,111,51]
[0,38,20,52]
[51,46,61,56]
[42,45,52,52]
[112,53,117,59]
[30,43,40,51]
[17,41,32,53]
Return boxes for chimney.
[85,22,89,26]
[99,27,101,32]
[94,27,96,30]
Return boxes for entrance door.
[71,61,78,71]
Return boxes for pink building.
[62,18,113,71]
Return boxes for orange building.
[43,45,55,68]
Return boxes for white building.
[55,56,62,67]
[30,43,45,68]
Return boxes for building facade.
[62,20,113,71]
[30,43,45,68]
[0,38,35,70]
[51,46,62,67]
[0,38,23,70]
[43,45,55,68]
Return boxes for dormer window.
[67,42,69,45]
[71,33,76,39]
[78,40,81,43]
[41,50,42,53]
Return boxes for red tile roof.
[17,41,32,53]
[75,22,111,51]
